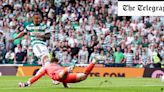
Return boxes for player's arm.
[34,32,50,40]
[11,31,26,41]
[35,27,50,40]
[19,67,46,87]
[28,67,46,84]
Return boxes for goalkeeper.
[19,57,99,88]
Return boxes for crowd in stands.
[0,0,163,68]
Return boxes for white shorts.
[33,44,49,57]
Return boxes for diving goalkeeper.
[19,57,99,88]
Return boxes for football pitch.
[0,76,164,92]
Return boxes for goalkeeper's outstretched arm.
[19,67,46,87]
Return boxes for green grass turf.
[0,76,164,92]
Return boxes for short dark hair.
[33,12,40,16]
[50,57,59,63]
[33,11,43,18]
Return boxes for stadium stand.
[0,0,163,68]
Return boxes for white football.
[18,82,24,87]
[52,80,60,85]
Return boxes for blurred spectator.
[152,50,162,68]
[60,50,72,66]
[58,29,67,42]
[70,43,79,57]
[14,44,22,53]
[68,32,78,48]
[26,46,35,65]
[133,50,141,67]
[14,45,27,64]
[71,55,78,65]
[126,32,134,45]
[104,49,114,67]
[140,48,149,67]
[5,49,14,64]
[78,45,88,64]
[113,47,124,67]
[52,40,61,57]
[89,46,99,63]
[97,49,106,64]
[147,44,155,63]
[12,25,22,47]
[21,34,30,50]
[124,49,134,67]
[1,22,14,51]
[0,44,6,64]
[55,47,63,63]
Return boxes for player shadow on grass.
[99,80,112,86]
[55,87,111,90]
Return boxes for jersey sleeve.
[35,67,46,76]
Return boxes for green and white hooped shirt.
[24,23,50,46]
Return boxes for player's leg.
[84,57,99,75]
[33,44,50,65]
[32,44,43,58]
[60,57,99,87]
[63,60,97,83]
[41,53,50,66]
